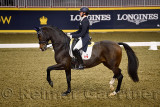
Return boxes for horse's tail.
[118,42,139,82]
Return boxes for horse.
[34,26,139,96]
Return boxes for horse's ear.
[34,27,40,32]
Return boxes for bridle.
[39,40,49,45]
[37,29,49,45]
[36,27,70,47]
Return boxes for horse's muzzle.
[40,44,47,51]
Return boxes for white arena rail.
[0,42,160,48]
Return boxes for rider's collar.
[81,16,87,22]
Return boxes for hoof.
[109,91,117,97]
[110,85,114,91]
[49,81,53,87]
[62,91,71,96]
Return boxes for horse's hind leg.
[110,68,123,96]
[109,77,116,91]
[103,62,123,96]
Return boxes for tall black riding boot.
[73,49,84,70]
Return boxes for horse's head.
[34,27,49,51]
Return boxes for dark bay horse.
[35,26,139,96]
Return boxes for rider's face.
[80,12,83,17]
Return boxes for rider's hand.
[67,33,72,39]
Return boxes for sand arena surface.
[0,32,160,106]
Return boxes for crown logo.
[39,16,48,25]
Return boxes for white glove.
[67,33,72,39]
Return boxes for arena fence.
[0,42,160,49]
[0,0,160,8]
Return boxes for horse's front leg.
[62,68,71,96]
[47,64,64,87]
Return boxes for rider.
[68,7,91,69]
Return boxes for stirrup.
[76,64,84,70]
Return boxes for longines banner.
[0,9,160,31]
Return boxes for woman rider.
[68,7,91,70]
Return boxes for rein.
[37,28,70,46]
[39,41,49,45]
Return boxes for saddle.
[69,38,94,69]
[71,37,92,52]
[71,38,80,54]
[69,38,94,68]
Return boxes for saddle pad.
[69,39,94,60]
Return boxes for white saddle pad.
[69,39,94,60]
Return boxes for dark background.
[0,9,159,30]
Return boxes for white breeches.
[73,38,82,50]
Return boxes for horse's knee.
[46,66,53,81]
[47,66,53,72]
[47,67,50,72]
